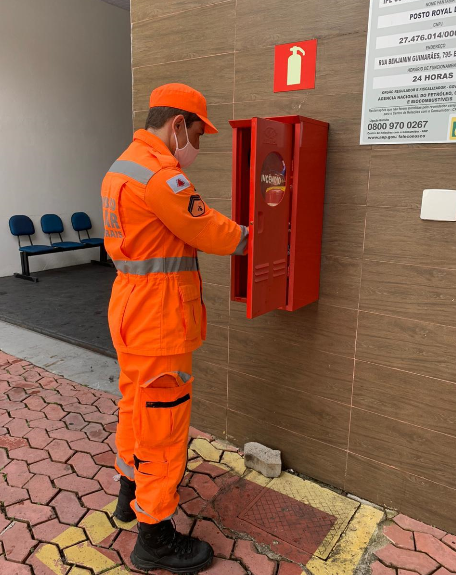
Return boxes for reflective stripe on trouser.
[115,455,134,480]
[115,351,193,524]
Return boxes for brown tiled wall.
[131,0,456,532]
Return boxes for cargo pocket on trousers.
[136,374,193,452]
[134,456,168,478]
[178,285,202,341]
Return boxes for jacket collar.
[134,129,178,167]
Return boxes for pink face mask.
[173,119,199,168]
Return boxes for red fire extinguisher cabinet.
[229,115,329,319]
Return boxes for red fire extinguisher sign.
[273,39,317,93]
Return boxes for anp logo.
[448,114,456,141]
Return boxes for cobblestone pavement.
[0,349,453,575]
[371,516,456,575]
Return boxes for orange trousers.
[115,351,193,524]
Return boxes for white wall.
[0,0,132,276]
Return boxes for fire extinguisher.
[287,46,305,86]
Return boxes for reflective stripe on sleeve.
[113,256,198,275]
[115,455,135,480]
[108,160,155,185]
[232,225,249,256]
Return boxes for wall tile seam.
[355,358,456,388]
[233,89,366,101]
[134,88,365,116]
[226,369,353,409]
[193,395,228,409]
[131,50,235,72]
[349,404,456,442]
[362,256,456,273]
[343,145,371,488]
[226,328,357,362]
[132,88,367,105]
[227,329,357,360]
[371,144,455,150]
[133,101,233,114]
[357,307,456,334]
[366,204,446,211]
[322,254,364,263]
[323,200,368,207]
[194,359,228,372]
[206,321,229,331]
[200,281,231,288]
[226,343,355,364]
[131,0,235,26]
[368,204,451,210]
[226,407,349,453]
[232,93,364,105]
[347,450,456,494]
[236,28,369,48]
[320,252,363,264]
[234,28,369,52]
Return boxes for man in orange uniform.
[101,83,248,574]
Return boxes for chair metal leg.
[100,244,108,264]
[91,244,114,268]
[15,253,38,282]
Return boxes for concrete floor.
[0,321,119,395]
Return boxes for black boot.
[113,476,136,522]
[130,519,214,574]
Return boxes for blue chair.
[41,214,86,250]
[9,215,56,282]
[71,212,104,247]
[71,212,110,266]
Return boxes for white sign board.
[360,0,456,145]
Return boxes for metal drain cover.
[238,487,337,555]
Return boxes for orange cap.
[149,83,218,134]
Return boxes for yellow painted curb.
[221,451,246,475]
[68,567,92,575]
[244,469,273,487]
[306,505,384,575]
[103,499,137,531]
[64,541,117,574]
[268,472,358,559]
[79,510,117,546]
[191,438,222,462]
[35,544,69,575]
[52,526,86,549]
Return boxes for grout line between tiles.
[355,357,456,385]
[351,404,456,440]
[362,255,456,272]
[344,146,372,487]
[226,365,352,407]
[132,50,235,71]
[226,408,348,454]
[132,0,234,26]
[357,307,456,331]
[348,451,456,493]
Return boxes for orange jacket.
[101,129,247,356]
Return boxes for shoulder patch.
[166,174,191,194]
[188,195,206,217]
